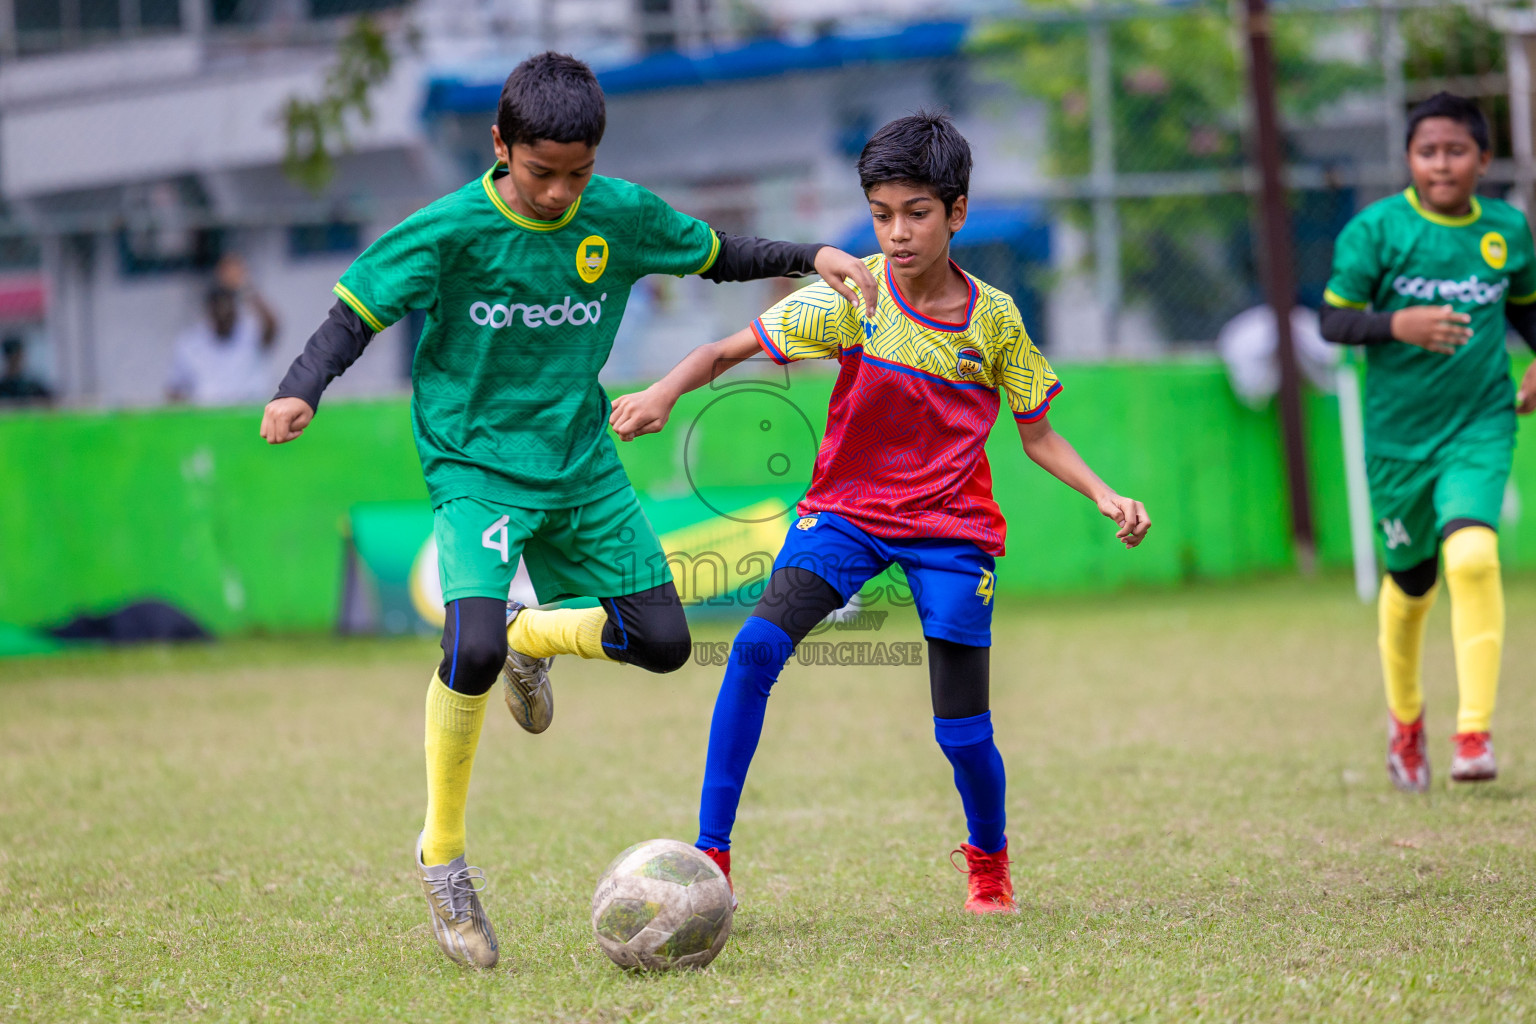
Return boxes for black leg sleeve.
[600,582,693,674]
[1388,556,1439,598]
[437,597,508,696]
[749,566,845,645]
[928,637,990,720]
[1443,517,1493,538]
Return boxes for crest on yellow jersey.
[1481,231,1508,271]
[577,235,609,283]
[956,347,984,378]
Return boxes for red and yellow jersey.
[752,253,1059,555]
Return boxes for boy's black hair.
[857,111,972,213]
[497,51,606,150]
[1406,91,1490,152]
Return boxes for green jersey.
[333,166,721,508]
[1324,187,1536,461]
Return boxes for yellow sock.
[421,672,491,866]
[1379,574,1437,724]
[509,607,612,660]
[1444,526,1503,734]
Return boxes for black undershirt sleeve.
[1318,304,1395,346]
[1507,302,1536,352]
[697,234,824,283]
[1318,301,1536,352]
[272,299,376,410]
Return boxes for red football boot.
[951,842,1018,914]
[1386,712,1430,793]
[1451,731,1497,782]
[701,847,738,909]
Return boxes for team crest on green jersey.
[577,235,609,283]
[1482,231,1508,270]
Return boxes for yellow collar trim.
[481,164,581,231]
[1404,187,1481,227]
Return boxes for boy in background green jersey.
[260,52,876,968]
[1320,92,1536,792]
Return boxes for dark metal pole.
[1244,0,1316,570]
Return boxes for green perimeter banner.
[6,359,1529,636]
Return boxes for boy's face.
[492,127,596,221]
[1407,116,1490,215]
[866,182,967,279]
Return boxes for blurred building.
[0,0,1053,406]
[0,1,1526,406]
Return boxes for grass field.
[5,576,1536,1023]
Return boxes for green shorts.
[1367,425,1513,571]
[435,484,672,605]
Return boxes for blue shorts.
[772,511,996,646]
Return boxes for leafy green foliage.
[282,17,397,194]
[1403,3,1504,82]
[1402,4,1509,157]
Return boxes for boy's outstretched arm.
[1018,415,1150,548]
[700,235,877,318]
[259,300,377,444]
[609,327,762,441]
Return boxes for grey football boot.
[502,600,555,733]
[414,834,499,969]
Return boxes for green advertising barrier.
[0,399,427,635]
[341,489,803,635]
[5,358,1527,638]
[0,621,61,657]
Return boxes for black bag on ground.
[47,600,211,644]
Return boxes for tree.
[973,2,1374,340]
[281,15,399,193]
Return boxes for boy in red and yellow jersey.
[611,112,1150,913]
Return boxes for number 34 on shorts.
[1380,517,1412,551]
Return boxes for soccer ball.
[590,839,734,971]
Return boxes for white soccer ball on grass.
[590,838,734,971]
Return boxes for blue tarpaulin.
[424,21,968,115]
[835,202,1052,261]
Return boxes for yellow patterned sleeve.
[751,279,861,364]
[994,302,1060,422]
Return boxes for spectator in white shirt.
[167,255,280,406]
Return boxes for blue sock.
[695,616,796,852]
[934,711,1007,854]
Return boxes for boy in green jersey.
[259,52,876,969]
[1320,92,1536,792]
